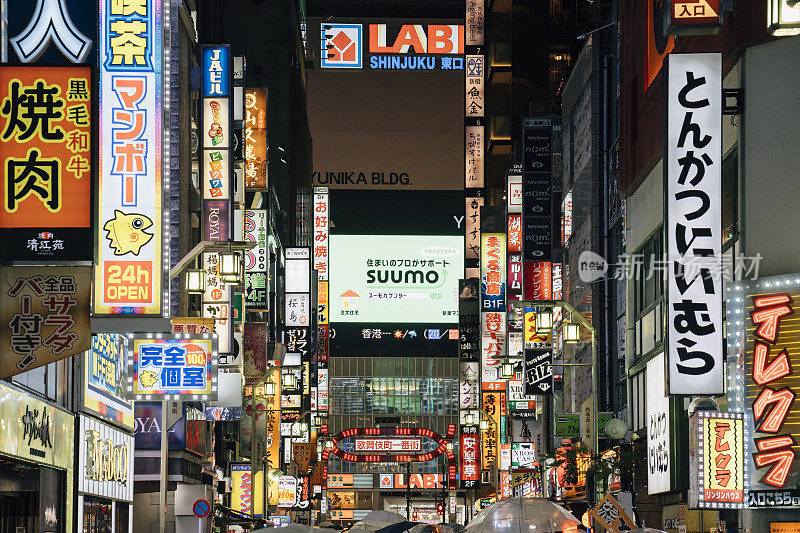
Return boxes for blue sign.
[202,46,230,97]
[193,499,211,518]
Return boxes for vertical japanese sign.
[127,334,218,400]
[689,411,744,508]
[647,352,672,494]
[244,210,268,310]
[480,233,506,312]
[507,254,522,302]
[481,390,504,470]
[507,173,522,214]
[1,266,91,378]
[83,333,134,429]
[0,66,93,263]
[285,248,311,328]
[96,0,165,315]
[460,429,480,487]
[466,55,484,117]
[481,311,506,386]
[244,88,267,188]
[203,252,231,354]
[465,197,484,260]
[524,261,552,301]
[460,361,479,415]
[465,125,484,188]
[561,191,573,246]
[314,188,330,365]
[665,53,722,395]
[727,277,800,506]
[507,215,522,253]
[231,463,253,513]
[466,0,484,45]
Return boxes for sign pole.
[160,399,168,533]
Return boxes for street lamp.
[264,381,276,396]
[535,309,553,332]
[563,322,580,343]
[184,269,206,294]
[219,250,242,284]
[282,373,298,390]
[500,363,514,379]
[464,412,476,426]
[769,0,800,36]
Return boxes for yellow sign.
[231,464,253,513]
[318,280,329,325]
[698,413,744,507]
[589,492,637,532]
[771,523,800,533]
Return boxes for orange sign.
[667,0,722,34]
[771,523,800,533]
[589,493,637,532]
[0,66,92,262]
[646,0,675,89]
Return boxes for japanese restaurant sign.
[96,0,165,315]
[460,429,480,486]
[466,55,484,117]
[1,266,91,378]
[665,53,722,395]
[127,334,218,400]
[0,66,93,263]
[480,233,506,312]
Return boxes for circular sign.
[193,499,211,518]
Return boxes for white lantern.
[184,269,206,294]
[768,0,800,36]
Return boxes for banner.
[96,0,164,315]
[1,266,91,378]
[244,210,268,310]
[0,66,93,262]
[665,53,722,395]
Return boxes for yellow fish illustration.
[103,210,154,255]
[139,371,158,389]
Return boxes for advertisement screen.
[330,235,463,324]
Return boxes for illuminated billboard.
[96,0,165,315]
[727,276,800,507]
[689,411,745,509]
[330,235,463,323]
[0,66,93,262]
[127,334,218,400]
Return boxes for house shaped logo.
[320,24,362,69]
[340,290,360,309]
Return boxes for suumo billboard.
[96,0,165,315]
[330,235,463,324]
[665,53,722,395]
[0,66,93,263]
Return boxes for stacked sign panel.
[96,0,165,315]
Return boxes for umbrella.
[375,522,432,533]
[350,510,407,531]
[465,498,581,533]
[253,525,339,533]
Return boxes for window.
[11,357,73,408]
[632,230,664,360]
